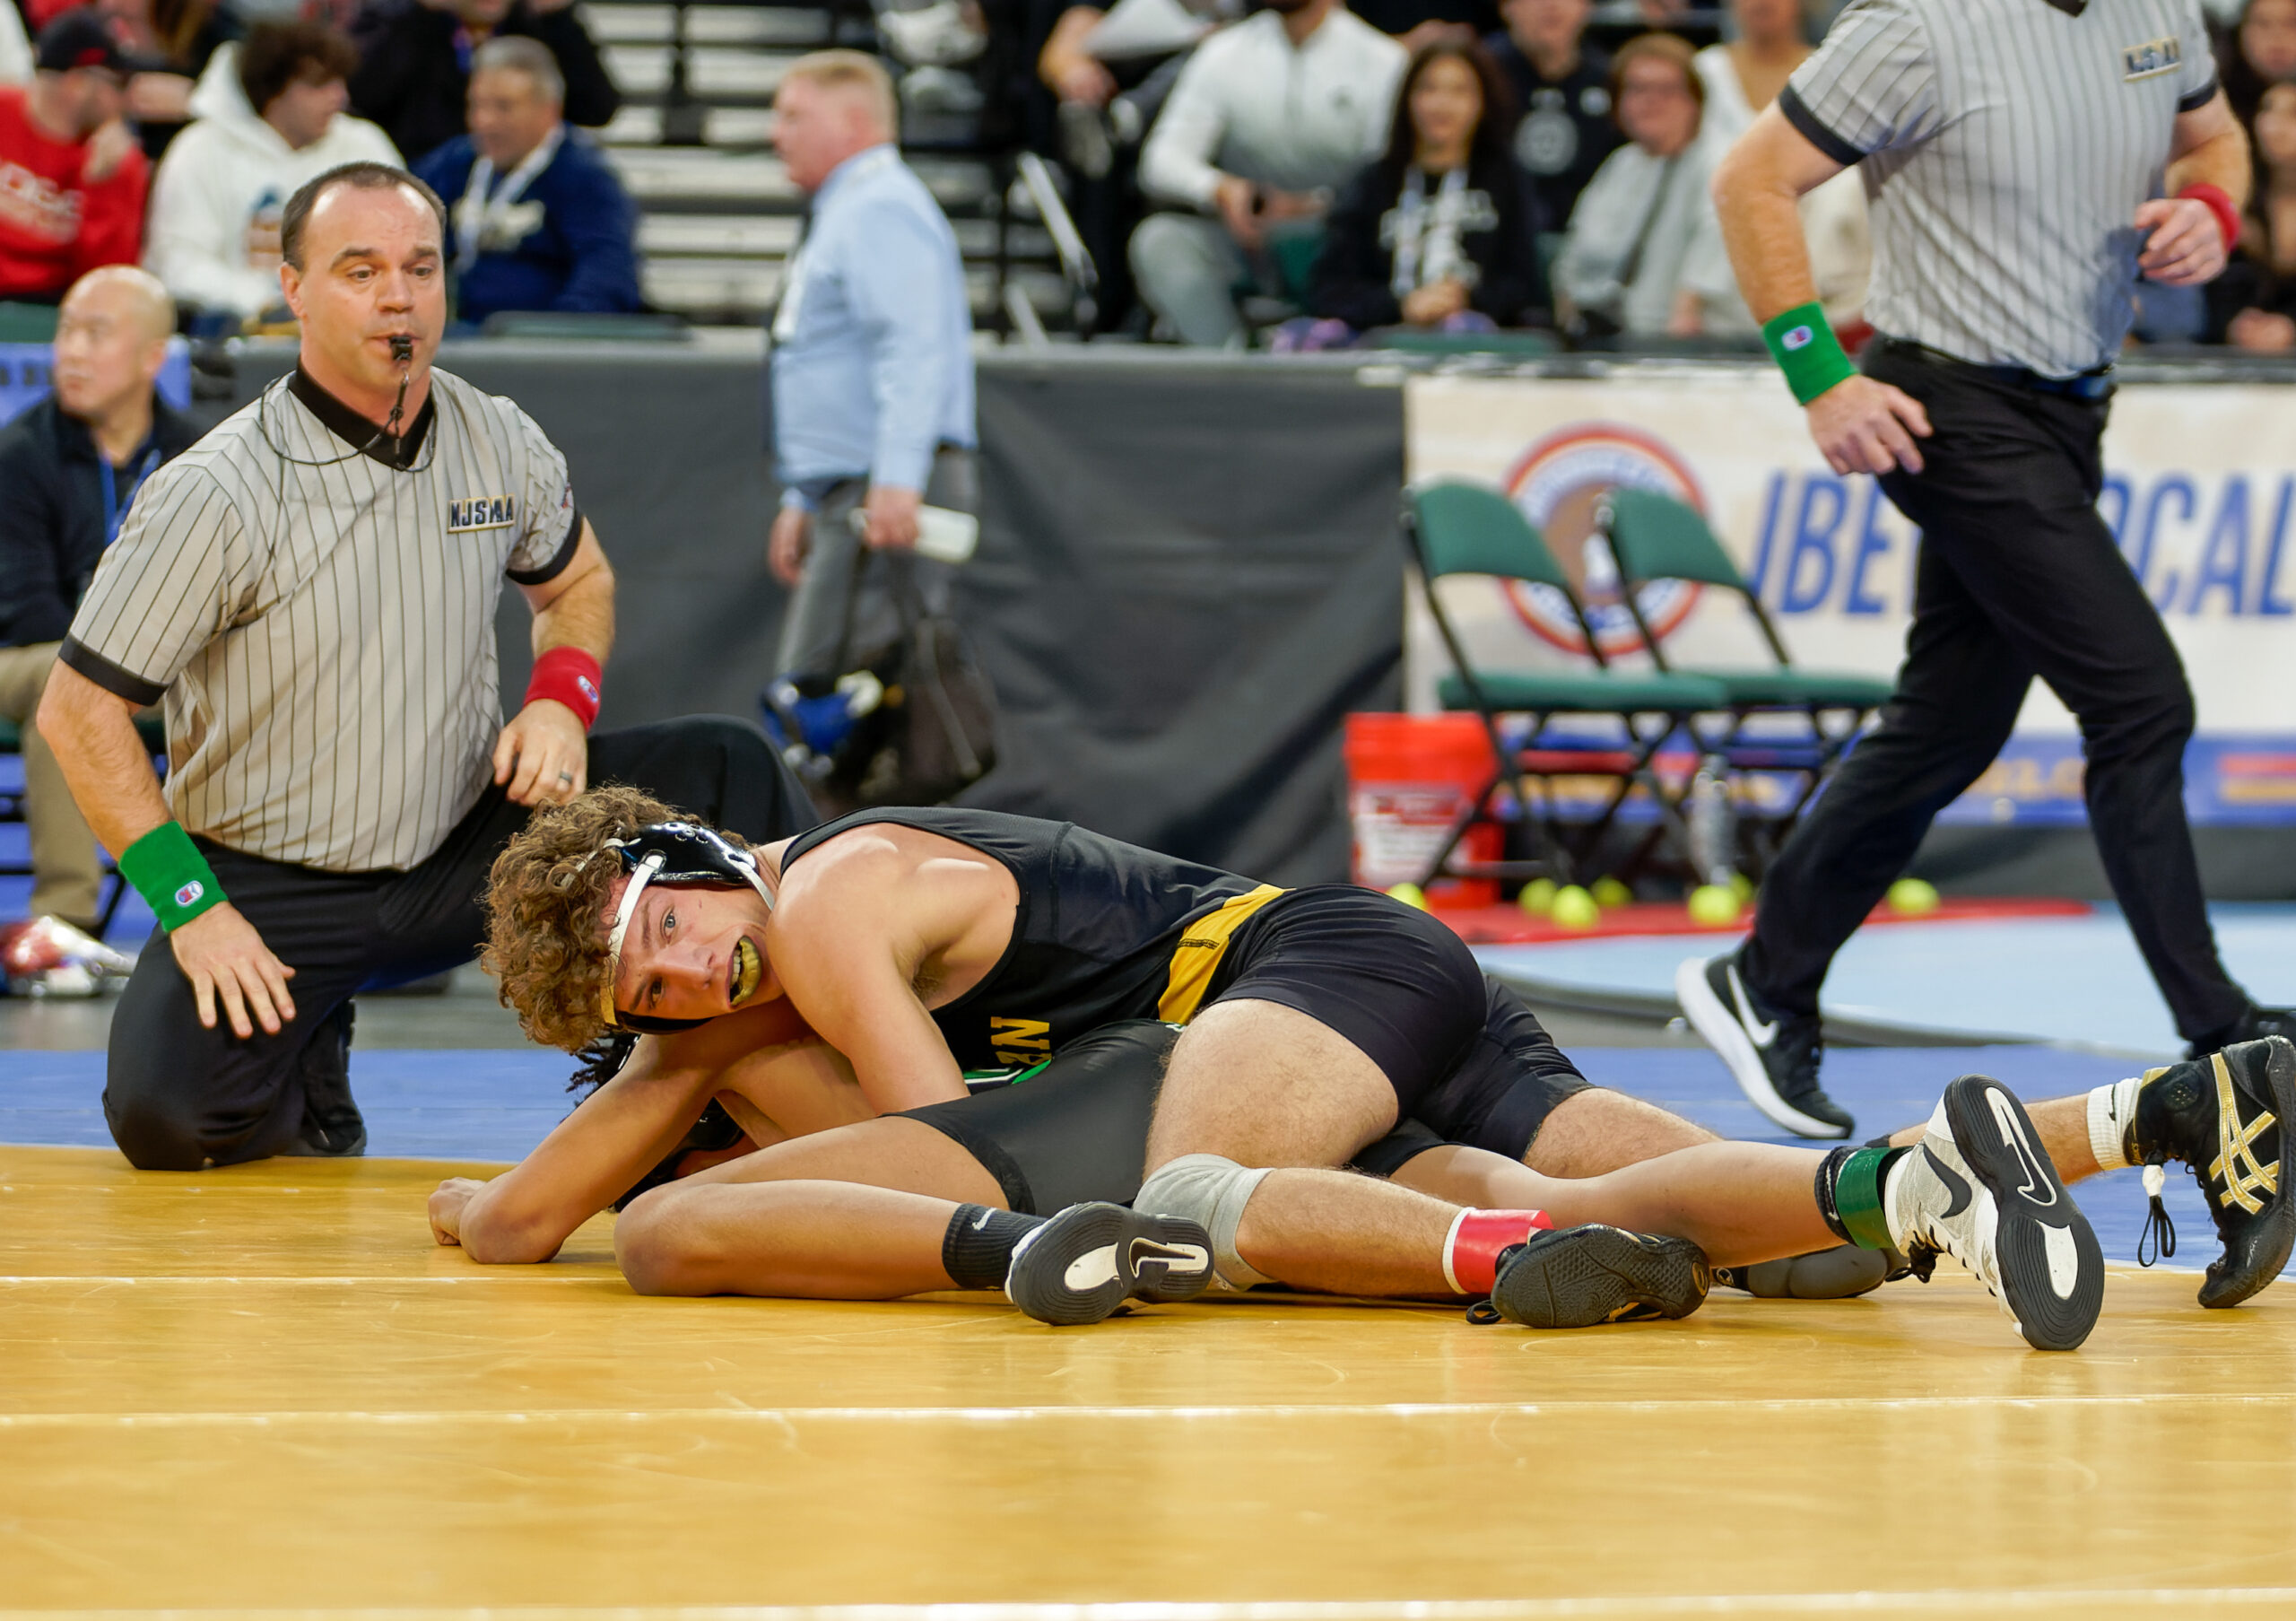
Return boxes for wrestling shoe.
[1675,951,1852,1138]
[1887,1075,2102,1350]
[2119,1037,2296,1309]
[1004,1202,1214,1327]
[1472,1224,1710,1329]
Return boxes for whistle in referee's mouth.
[388,335,413,365]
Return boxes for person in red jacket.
[0,11,149,304]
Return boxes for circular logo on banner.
[1497,423,1706,657]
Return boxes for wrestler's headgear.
[593,822,774,1034]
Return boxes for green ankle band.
[1831,1146,1904,1252]
[1762,301,1857,405]
[118,821,225,932]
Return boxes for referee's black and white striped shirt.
[60,368,583,874]
[1779,0,2220,378]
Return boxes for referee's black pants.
[1740,344,2250,1045]
[102,716,819,1171]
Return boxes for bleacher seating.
[579,0,1074,329]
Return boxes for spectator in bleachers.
[0,11,146,306]
[413,35,639,327]
[1690,0,1866,327]
[1293,39,1541,344]
[0,266,195,932]
[1551,32,1744,339]
[346,0,617,166]
[1483,0,1619,231]
[1351,0,1496,52]
[2222,0,2296,131]
[144,22,398,325]
[1130,0,1406,344]
[119,0,241,160]
[2209,80,2296,349]
[764,51,976,687]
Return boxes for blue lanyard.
[98,443,161,549]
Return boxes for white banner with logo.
[1404,368,2296,826]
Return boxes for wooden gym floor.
[5,1146,2296,1617]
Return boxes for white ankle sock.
[2085,1076,2144,1172]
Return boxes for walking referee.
[38,161,815,1171]
[1679,0,2292,1137]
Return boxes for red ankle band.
[1443,1208,1554,1295]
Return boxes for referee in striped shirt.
[1677,0,2295,1136]
[38,162,814,1171]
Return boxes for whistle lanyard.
[457,126,563,272]
[97,442,162,549]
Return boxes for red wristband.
[1443,1207,1555,1296]
[2179,182,2240,253]
[526,646,603,730]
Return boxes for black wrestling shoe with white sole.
[2124,1036,2296,1309]
[1004,1203,1214,1327]
[1888,1075,2103,1351]
[1472,1224,1711,1329]
[1675,952,1851,1139]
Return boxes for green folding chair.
[1402,479,1731,890]
[1598,486,1895,876]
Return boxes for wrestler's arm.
[431,999,822,1262]
[765,845,971,1113]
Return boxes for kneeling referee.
[1683,0,2291,1136]
[39,162,814,1171]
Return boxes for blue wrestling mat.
[0,1041,2267,1278]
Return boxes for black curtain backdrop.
[958,360,1405,885]
[222,344,1406,885]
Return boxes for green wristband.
[118,821,226,932]
[1762,301,1857,405]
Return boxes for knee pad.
[1135,1153,1274,1291]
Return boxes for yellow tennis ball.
[1687,884,1743,927]
[1886,877,1940,916]
[1590,876,1633,910]
[1387,883,1429,911]
[1551,885,1601,929]
[1517,877,1558,917]
[1729,872,1755,902]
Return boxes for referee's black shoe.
[2119,1037,2296,1310]
[1473,1225,1711,1329]
[2192,1003,2296,1059]
[1675,951,1852,1139]
[284,1001,366,1158]
[1004,1202,1214,1326]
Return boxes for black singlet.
[779,807,1261,1071]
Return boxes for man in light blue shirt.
[765,51,977,683]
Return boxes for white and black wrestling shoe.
[1004,1202,1215,1326]
[1889,1074,2104,1351]
[1676,950,1852,1139]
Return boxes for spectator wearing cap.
[413,36,639,326]
[347,0,618,166]
[0,266,196,931]
[0,10,147,305]
[1551,32,1744,339]
[144,22,399,323]
[1131,0,1406,345]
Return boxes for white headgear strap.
[599,850,666,1031]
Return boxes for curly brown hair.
[483,784,748,1051]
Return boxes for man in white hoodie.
[143,21,400,325]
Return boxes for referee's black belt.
[1873,337,2116,404]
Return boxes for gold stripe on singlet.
[1158,885,1289,1024]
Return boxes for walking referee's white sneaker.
[1888,1075,2104,1351]
[1675,951,1852,1138]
